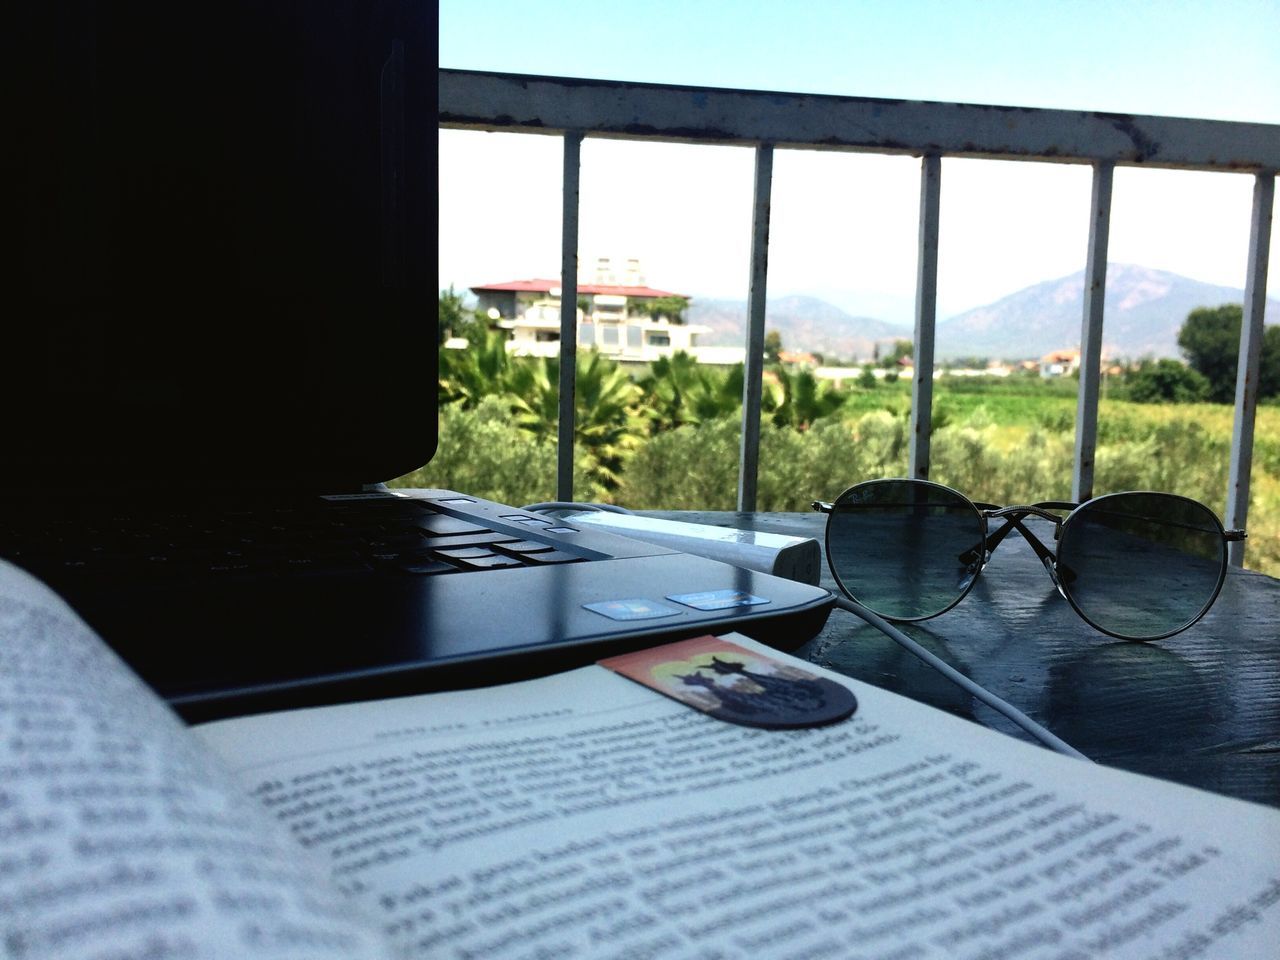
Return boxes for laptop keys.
[432,545,500,561]
[444,554,525,571]
[0,498,591,586]
[394,558,461,576]
[518,549,583,564]
[418,531,516,550]
[414,514,491,537]
[499,539,555,554]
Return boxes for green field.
[394,374,1280,578]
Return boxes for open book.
[2,558,1278,960]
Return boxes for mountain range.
[690,264,1278,362]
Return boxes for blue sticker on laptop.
[584,598,684,621]
[667,589,770,611]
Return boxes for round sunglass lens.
[825,480,985,620]
[1058,493,1226,640]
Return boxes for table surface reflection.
[649,511,1280,810]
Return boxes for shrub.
[1037,407,1075,434]
[617,412,912,511]
[1122,359,1211,404]
[617,420,742,510]
[389,397,562,505]
[932,426,1073,504]
[847,410,908,477]
[1094,420,1229,510]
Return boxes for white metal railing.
[439,68,1279,565]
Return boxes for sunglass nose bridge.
[988,504,1066,525]
[1041,556,1069,599]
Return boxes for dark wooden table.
[650,511,1280,810]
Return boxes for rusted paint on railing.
[440,69,1280,172]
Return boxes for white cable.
[833,595,1090,761]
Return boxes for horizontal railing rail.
[439,68,1278,565]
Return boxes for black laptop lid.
[6,2,436,493]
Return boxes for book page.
[198,634,1280,960]
[0,561,392,960]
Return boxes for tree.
[438,328,512,408]
[638,353,741,433]
[438,286,488,344]
[1177,304,1280,404]
[881,339,913,369]
[638,296,689,324]
[764,329,783,362]
[766,366,844,431]
[1123,359,1210,404]
[438,286,467,344]
[505,350,645,494]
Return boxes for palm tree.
[573,351,645,491]
[438,328,512,408]
[768,366,845,431]
[504,356,559,437]
[505,351,645,494]
[640,353,742,432]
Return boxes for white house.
[1040,349,1081,378]
[469,259,744,366]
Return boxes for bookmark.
[599,635,856,729]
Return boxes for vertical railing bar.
[1226,172,1275,567]
[908,155,942,479]
[737,143,774,513]
[556,132,583,503]
[1072,161,1114,503]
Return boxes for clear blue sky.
[438,1,1279,325]
[441,0,1279,122]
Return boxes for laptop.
[4,2,833,722]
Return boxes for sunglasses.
[812,478,1246,641]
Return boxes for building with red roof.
[468,257,744,366]
[1039,348,1081,378]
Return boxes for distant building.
[776,350,818,367]
[469,258,745,366]
[1040,349,1081,378]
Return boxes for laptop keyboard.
[0,496,587,588]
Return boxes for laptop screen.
[6,2,437,493]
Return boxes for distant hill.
[936,264,1278,361]
[687,267,1276,362]
[690,294,908,362]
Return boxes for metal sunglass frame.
[812,478,1247,641]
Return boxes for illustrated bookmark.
[599,635,856,730]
